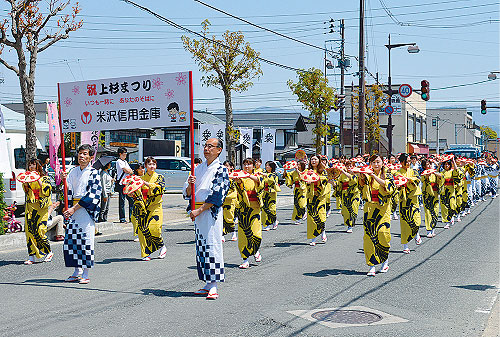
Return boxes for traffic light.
[481,99,487,114]
[432,118,437,127]
[420,80,430,101]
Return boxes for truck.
[443,144,482,159]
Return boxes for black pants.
[118,189,133,222]
[99,196,110,222]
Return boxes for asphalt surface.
[0,189,498,337]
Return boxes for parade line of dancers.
[18,140,499,299]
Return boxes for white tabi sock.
[403,243,409,251]
[28,255,35,262]
[72,267,83,277]
[81,268,89,279]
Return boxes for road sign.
[399,84,412,98]
[385,105,394,115]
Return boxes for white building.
[427,108,482,153]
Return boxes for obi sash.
[371,189,379,203]
[444,178,454,186]
[342,182,349,190]
[430,182,438,191]
[247,191,258,201]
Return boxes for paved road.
[0,192,498,336]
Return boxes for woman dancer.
[234,158,263,269]
[132,157,167,261]
[439,158,459,229]
[222,161,238,242]
[305,155,329,246]
[132,163,144,242]
[396,154,422,254]
[336,161,361,233]
[388,155,400,220]
[261,161,280,231]
[358,154,395,276]
[284,161,307,224]
[23,159,53,264]
[420,159,441,238]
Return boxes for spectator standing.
[98,162,114,224]
[116,147,134,223]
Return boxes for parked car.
[443,144,481,159]
[152,156,192,191]
[273,161,285,185]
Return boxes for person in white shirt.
[116,147,133,223]
[98,162,114,224]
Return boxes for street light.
[385,34,419,156]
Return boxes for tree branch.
[35,0,69,36]
[37,33,68,53]
[0,56,19,75]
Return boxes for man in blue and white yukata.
[184,138,230,300]
[62,144,102,284]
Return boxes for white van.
[3,133,45,212]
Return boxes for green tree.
[182,20,262,162]
[480,125,497,140]
[351,83,384,154]
[0,1,82,162]
[288,68,336,154]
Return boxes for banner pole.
[57,84,69,212]
[189,71,195,211]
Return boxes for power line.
[120,0,311,73]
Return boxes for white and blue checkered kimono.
[63,164,102,269]
[183,158,229,283]
[473,164,482,201]
[485,163,499,197]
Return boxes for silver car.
[152,156,191,191]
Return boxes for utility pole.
[358,0,366,155]
[324,49,328,156]
[387,34,393,156]
[436,116,440,155]
[339,19,345,157]
[351,81,354,157]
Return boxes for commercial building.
[426,108,482,153]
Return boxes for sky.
[0,0,499,133]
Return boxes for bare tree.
[0,0,82,160]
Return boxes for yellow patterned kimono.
[439,169,458,222]
[235,176,263,259]
[261,172,281,226]
[285,169,307,221]
[222,179,237,235]
[361,171,395,266]
[23,177,52,258]
[397,168,422,244]
[305,171,328,239]
[421,173,440,231]
[454,167,466,214]
[132,171,165,257]
[389,168,399,214]
[336,173,361,227]
[325,181,332,213]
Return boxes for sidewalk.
[0,189,294,252]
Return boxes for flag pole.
[57,84,69,212]
[189,71,195,211]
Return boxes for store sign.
[59,72,191,133]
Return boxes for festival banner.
[58,72,191,132]
[261,128,276,166]
[199,124,226,162]
[0,106,12,179]
[239,128,253,160]
[80,130,100,162]
[47,102,61,184]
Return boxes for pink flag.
[47,103,62,185]
[81,130,100,163]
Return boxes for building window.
[284,130,297,147]
[164,129,188,156]
[422,120,427,142]
[416,118,422,142]
[408,114,414,141]
[110,130,149,144]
